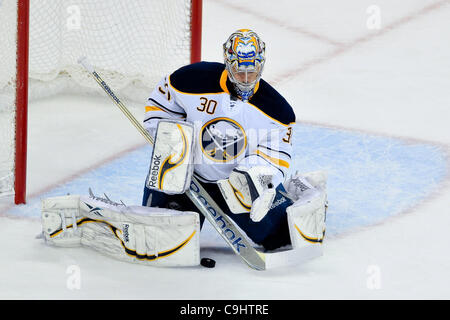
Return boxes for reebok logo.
[270,196,287,210]
[148,154,162,188]
[190,181,246,253]
[123,224,130,242]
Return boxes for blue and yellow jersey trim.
[167,61,296,126]
[255,149,290,169]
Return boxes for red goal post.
[1,0,202,204]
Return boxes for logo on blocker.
[148,155,162,188]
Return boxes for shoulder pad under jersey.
[169,61,226,94]
[249,79,296,126]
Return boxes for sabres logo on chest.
[200,117,247,162]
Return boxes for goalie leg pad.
[146,120,194,194]
[284,171,328,249]
[41,194,200,267]
[41,195,84,247]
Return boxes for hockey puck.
[201,258,216,268]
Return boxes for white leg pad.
[285,170,328,249]
[41,194,200,267]
[41,195,83,247]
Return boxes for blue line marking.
[9,123,447,237]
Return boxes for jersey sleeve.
[239,125,293,187]
[143,75,187,138]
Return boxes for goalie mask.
[223,29,266,102]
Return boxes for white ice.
[1,0,449,299]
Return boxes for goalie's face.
[223,29,265,101]
[230,63,260,85]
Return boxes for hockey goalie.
[40,29,327,268]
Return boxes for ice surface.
[1,0,449,299]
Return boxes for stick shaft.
[79,57,154,145]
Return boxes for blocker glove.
[218,165,277,222]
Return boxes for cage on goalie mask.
[223,29,266,101]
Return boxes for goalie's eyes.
[233,71,258,83]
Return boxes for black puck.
[201,258,216,268]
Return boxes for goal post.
[0,0,203,204]
[14,0,30,205]
[190,0,203,64]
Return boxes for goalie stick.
[78,57,266,270]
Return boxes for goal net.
[0,0,202,203]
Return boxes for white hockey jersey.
[143,62,296,187]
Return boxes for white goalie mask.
[223,29,266,101]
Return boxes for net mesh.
[0,0,194,197]
[0,0,18,196]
